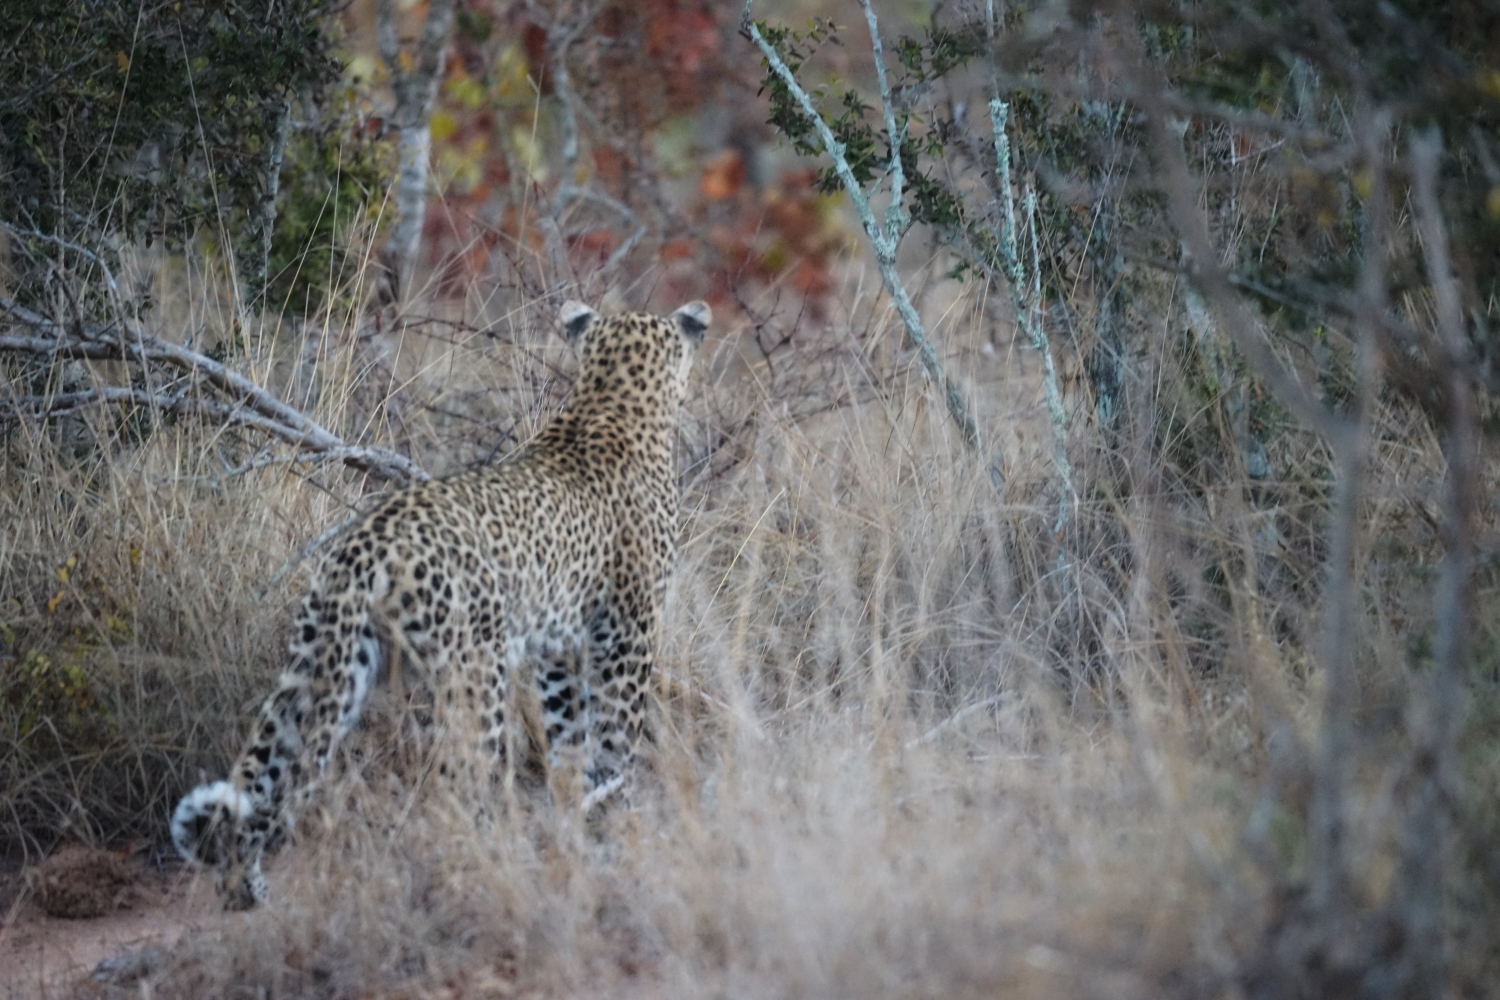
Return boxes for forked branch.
[741,0,981,449]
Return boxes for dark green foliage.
[0,0,342,308]
[267,106,392,316]
[757,20,879,187]
[455,7,495,45]
[894,27,983,84]
[1141,0,1500,391]
[754,18,978,236]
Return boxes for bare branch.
[856,0,907,238]
[988,99,1072,534]
[255,506,370,602]
[1393,126,1477,989]
[532,0,609,172]
[1119,29,1384,934]
[1303,108,1389,922]
[0,221,125,311]
[2,384,293,438]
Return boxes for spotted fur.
[171,301,708,909]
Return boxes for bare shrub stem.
[1126,35,1373,925]
[991,101,1073,527]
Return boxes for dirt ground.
[0,847,218,999]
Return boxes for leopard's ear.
[671,300,711,342]
[559,301,599,343]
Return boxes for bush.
[0,0,342,306]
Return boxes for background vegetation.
[2,1,1497,997]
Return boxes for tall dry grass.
[2,241,1497,998]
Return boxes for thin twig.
[0,221,126,313]
[254,507,370,601]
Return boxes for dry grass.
[2,249,1498,998]
[109,713,1239,999]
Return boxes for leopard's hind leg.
[578,589,658,807]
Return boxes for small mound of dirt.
[31,845,136,919]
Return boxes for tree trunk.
[376,0,458,300]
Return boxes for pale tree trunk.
[377,0,458,300]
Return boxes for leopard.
[171,299,709,909]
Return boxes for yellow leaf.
[493,43,533,105]
[47,591,64,614]
[430,111,459,142]
[115,51,130,73]
[450,75,487,110]
[345,54,378,86]
[510,126,546,182]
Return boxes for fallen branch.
[0,296,428,485]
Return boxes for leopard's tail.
[170,779,253,867]
[170,580,381,906]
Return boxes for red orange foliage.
[410,0,843,312]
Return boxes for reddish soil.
[0,847,217,999]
